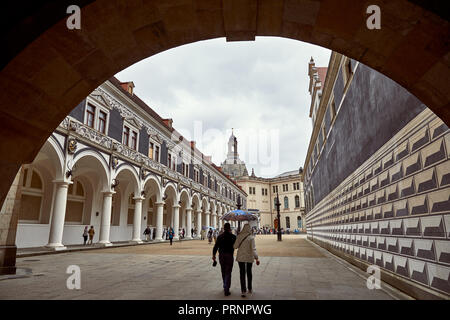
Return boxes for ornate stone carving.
[111,156,119,170]
[67,138,78,154]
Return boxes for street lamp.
[236,196,242,233]
[276,192,282,241]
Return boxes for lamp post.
[236,196,242,233]
[276,192,282,241]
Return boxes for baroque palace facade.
[11,77,247,249]
[304,54,450,298]
[236,170,305,231]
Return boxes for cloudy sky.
[116,37,330,178]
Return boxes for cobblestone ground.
[0,235,402,300]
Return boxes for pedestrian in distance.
[87,226,95,245]
[207,228,213,244]
[234,223,260,298]
[212,222,236,296]
[201,228,206,240]
[82,226,88,245]
[143,226,151,241]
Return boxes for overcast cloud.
[116,37,330,178]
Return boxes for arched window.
[66,179,86,224]
[20,167,44,222]
[297,216,302,228]
[284,196,289,209]
[286,216,290,229]
[295,195,300,208]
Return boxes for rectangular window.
[98,110,107,134]
[123,126,130,146]
[168,154,172,169]
[86,104,95,128]
[131,131,137,150]
[155,146,160,162]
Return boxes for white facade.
[13,79,245,248]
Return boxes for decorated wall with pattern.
[306,109,450,297]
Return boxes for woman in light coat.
[233,223,259,297]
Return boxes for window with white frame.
[122,122,139,150]
[84,100,110,134]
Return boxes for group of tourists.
[82,226,95,245]
[212,223,259,298]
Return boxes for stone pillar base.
[173,237,179,241]
[0,246,17,275]
[96,242,112,247]
[130,239,143,244]
[184,236,192,240]
[45,244,67,251]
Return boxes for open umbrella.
[220,209,258,221]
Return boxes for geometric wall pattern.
[307,109,450,296]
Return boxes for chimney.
[163,118,173,129]
[191,141,196,149]
[120,81,135,95]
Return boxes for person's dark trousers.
[238,262,253,292]
[170,238,173,245]
[219,253,234,292]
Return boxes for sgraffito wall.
[305,60,450,299]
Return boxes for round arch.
[143,174,162,203]
[163,183,178,207]
[113,164,141,196]
[72,150,110,192]
[0,0,448,210]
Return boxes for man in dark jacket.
[212,222,236,296]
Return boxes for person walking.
[143,226,151,241]
[207,228,213,244]
[82,226,88,245]
[212,223,236,296]
[201,228,206,240]
[87,226,95,245]
[168,227,174,245]
[234,223,260,298]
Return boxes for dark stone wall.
[333,71,344,108]
[69,99,86,122]
[108,108,123,142]
[160,141,167,166]
[189,163,194,179]
[138,127,148,156]
[307,63,427,207]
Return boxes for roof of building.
[108,76,245,193]
[316,67,328,86]
[274,170,299,178]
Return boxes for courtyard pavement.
[0,235,411,300]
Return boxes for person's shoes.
[241,292,246,298]
[224,290,231,296]
[247,290,253,296]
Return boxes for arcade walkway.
[0,235,410,300]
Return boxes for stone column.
[186,208,192,239]
[155,201,164,241]
[212,213,217,229]
[181,208,186,230]
[205,211,210,228]
[0,166,23,275]
[98,191,114,246]
[218,216,222,230]
[46,180,72,250]
[173,204,180,240]
[131,196,144,243]
[196,210,202,239]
